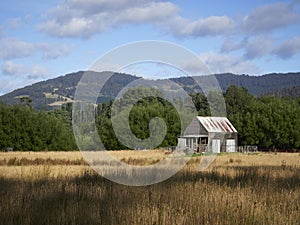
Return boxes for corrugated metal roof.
[196,116,237,133]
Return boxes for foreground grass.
[0,152,299,225]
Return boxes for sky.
[1,0,300,95]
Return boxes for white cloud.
[221,36,299,60]
[244,37,273,59]
[166,16,236,37]
[39,17,97,38]
[38,1,178,38]
[0,38,35,59]
[36,43,71,59]
[38,0,235,38]
[200,52,261,75]
[38,0,300,44]
[0,38,71,60]
[64,0,150,16]
[273,36,300,59]
[3,14,34,30]
[6,18,21,29]
[27,65,49,79]
[120,2,178,23]
[174,52,261,75]
[219,2,300,60]
[221,38,246,53]
[2,61,49,78]
[243,2,300,34]
[2,61,26,76]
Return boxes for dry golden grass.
[1,151,298,164]
[0,151,299,225]
[212,152,300,167]
[0,150,168,179]
[0,151,299,179]
[0,151,84,160]
[0,165,88,179]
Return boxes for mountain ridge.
[1,71,299,109]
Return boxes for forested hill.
[0,71,139,109]
[171,72,300,96]
[216,73,300,96]
[0,71,300,109]
[264,85,300,99]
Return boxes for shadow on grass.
[0,165,299,225]
[173,165,300,190]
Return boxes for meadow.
[0,151,299,225]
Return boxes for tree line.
[96,86,300,151]
[225,85,300,150]
[0,85,299,151]
[0,102,77,151]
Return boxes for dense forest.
[225,86,300,150]
[0,85,299,151]
[0,102,77,151]
[95,87,183,150]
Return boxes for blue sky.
[1,0,300,95]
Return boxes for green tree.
[0,102,77,151]
[189,93,211,116]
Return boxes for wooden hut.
[177,116,238,153]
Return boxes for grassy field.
[0,151,299,225]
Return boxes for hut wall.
[184,118,207,136]
[207,132,238,152]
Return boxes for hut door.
[212,139,220,153]
[177,138,186,149]
[226,140,235,152]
